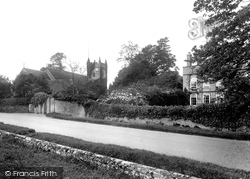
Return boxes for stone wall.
[0,130,200,179]
[31,98,85,117]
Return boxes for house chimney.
[187,52,191,66]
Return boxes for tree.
[112,37,178,89]
[192,0,250,112]
[49,52,66,70]
[64,58,86,95]
[0,75,12,99]
[12,74,51,98]
[117,41,140,67]
[153,37,178,74]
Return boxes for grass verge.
[0,123,249,179]
[46,113,250,141]
[0,132,138,179]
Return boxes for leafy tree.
[0,75,12,99]
[112,37,178,89]
[192,0,250,112]
[49,52,66,70]
[117,41,140,67]
[12,74,51,98]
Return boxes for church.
[19,58,108,94]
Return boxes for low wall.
[0,130,201,179]
[31,98,85,117]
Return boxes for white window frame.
[203,82,210,91]
[203,93,210,104]
[190,94,197,106]
[190,76,197,91]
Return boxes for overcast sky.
[0,0,208,86]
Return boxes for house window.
[190,76,197,91]
[203,82,210,91]
[191,97,197,105]
[203,94,210,104]
[190,94,197,106]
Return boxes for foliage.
[12,74,51,98]
[83,101,250,129]
[79,80,106,99]
[98,88,147,106]
[0,105,29,113]
[117,41,140,66]
[0,97,30,106]
[0,75,12,99]
[144,87,189,106]
[192,0,250,113]
[112,37,178,89]
[48,52,66,70]
[31,92,49,107]
[51,91,91,105]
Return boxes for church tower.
[87,58,108,90]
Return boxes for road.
[0,113,250,171]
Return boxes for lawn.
[0,122,249,179]
[46,113,250,141]
[0,132,138,179]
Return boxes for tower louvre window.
[92,71,95,78]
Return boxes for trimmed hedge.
[83,101,250,129]
[31,92,49,107]
[0,105,29,113]
[0,97,30,106]
[50,92,250,129]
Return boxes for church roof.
[20,67,88,84]
[21,68,50,79]
[46,67,88,84]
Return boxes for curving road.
[0,113,250,171]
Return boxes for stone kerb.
[0,130,200,179]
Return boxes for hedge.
[83,101,250,129]
[51,92,250,129]
[0,105,29,113]
[0,97,30,106]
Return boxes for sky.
[0,0,208,86]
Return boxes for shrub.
[31,92,49,107]
[0,97,30,106]
[99,88,147,106]
[83,101,250,129]
[145,87,189,106]
[0,105,29,113]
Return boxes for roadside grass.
[0,123,249,179]
[0,134,139,179]
[46,113,250,141]
[0,122,35,136]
